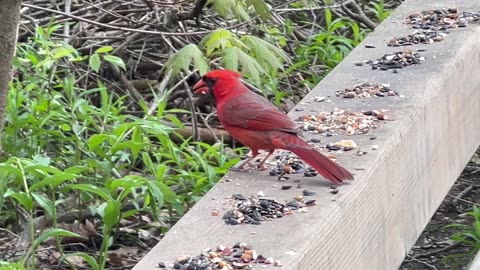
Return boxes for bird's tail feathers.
[274,134,354,184]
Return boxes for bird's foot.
[229,166,248,172]
[256,164,270,171]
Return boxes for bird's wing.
[219,91,299,133]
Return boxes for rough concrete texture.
[469,252,480,269]
[133,0,480,269]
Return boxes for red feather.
[196,70,354,184]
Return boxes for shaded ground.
[400,149,480,270]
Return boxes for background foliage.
[0,0,400,269]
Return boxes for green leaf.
[207,0,235,19]
[163,44,209,77]
[0,164,22,177]
[64,165,92,175]
[31,192,55,218]
[222,47,265,81]
[6,192,34,211]
[144,181,164,209]
[87,134,114,150]
[95,46,114,54]
[241,35,288,71]
[33,229,84,248]
[246,0,270,20]
[103,55,126,70]
[30,173,77,191]
[32,154,51,166]
[67,184,112,201]
[52,47,73,59]
[202,29,236,56]
[0,261,27,269]
[103,200,120,230]
[62,253,99,270]
[155,181,177,203]
[89,53,101,72]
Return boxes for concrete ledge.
[469,251,480,269]
[134,0,480,269]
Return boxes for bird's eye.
[202,76,217,87]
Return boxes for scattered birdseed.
[314,96,326,102]
[331,140,358,151]
[369,49,425,71]
[388,30,447,46]
[302,190,316,196]
[222,193,316,225]
[356,151,367,156]
[404,8,480,31]
[300,108,392,137]
[336,82,397,99]
[159,242,280,269]
[269,154,309,176]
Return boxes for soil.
[399,149,480,270]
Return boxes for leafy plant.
[369,0,392,22]
[88,46,126,72]
[295,9,369,87]
[1,23,238,269]
[207,0,270,21]
[163,28,289,82]
[448,205,480,255]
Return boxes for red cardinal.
[193,70,353,184]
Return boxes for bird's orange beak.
[193,79,209,95]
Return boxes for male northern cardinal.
[193,70,353,184]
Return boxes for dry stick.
[64,0,71,43]
[413,242,462,260]
[176,0,207,21]
[275,0,351,12]
[20,0,116,26]
[21,3,252,36]
[203,110,221,143]
[341,0,378,30]
[147,69,173,116]
[404,256,438,270]
[22,0,304,38]
[112,24,150,55]
[271,11,306,41]
[140,0,155,11]
[83,0,133,23]
[180,71,199,141]
[453,185,474,204]
[132,40,148,78]
[447,195,480,206]
[161,69,222,144]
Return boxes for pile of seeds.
[405,8,480,30]
[300,108,390,137]
[158,242,281,269]
[335,82,397,98]
[268,155,316,177]
[369,50,425,71]
[223,194,316,225]
[388,30,447,46]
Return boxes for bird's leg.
[230,149,259,171]
[256,149,274,171]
